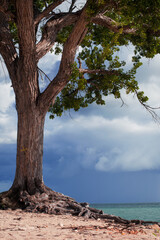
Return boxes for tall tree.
[0,0,160,215]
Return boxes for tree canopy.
[1,0,160,119]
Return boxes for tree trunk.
[11,106,46,195]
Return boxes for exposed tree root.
[0,188,160,227]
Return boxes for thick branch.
[0,12,18,89]
[58,5,88,73]
[93,14,160,37]
[38,4,89,111]
[79,68,121,75]
[34,0,65,25]
[36,9,138,62]
[36,12,80,61]
[92,14,136,34]
[0,6,6,14]
[0,5,15,20]
[0,0,7,14]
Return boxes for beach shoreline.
[0,209,160,239]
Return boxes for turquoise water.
[90,202,160,222]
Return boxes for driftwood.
[62,224,147,235]
[0,189,160,228]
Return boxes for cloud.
[44,109,160,174]
[95,144,160,172]
[55,0,86,12]
[75,115,159,134]
[0,82,17,144]
[46,114,159,138]
[0,57,9,81]
[139,75,160,107]
[38,50,62,92]
[95,156,109,171]
[0,112,17,143]
[38,51,61,75]
[0,82,15,113]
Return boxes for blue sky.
[1,3,160,203]
[1,47,160,204]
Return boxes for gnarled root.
[0,188,160,227]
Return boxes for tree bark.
[11,107,46,195]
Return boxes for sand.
[0,209,160,239]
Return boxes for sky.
[1,3,160,204]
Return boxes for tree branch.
[36,12,80,61]
[77,57,122,76]
[69,0,77,12]
[0,12,18,89]
[38,67,51,83]
[86,79,100,90]
[92,14,136,34]
[58,6,88,72]
[135,90,160,122]
[93,13,160,37]
[34,0,65,26]
[0,0,7,13]
[37,3,89,111]
[36,9,138,62]
[0,6,6,14]
[0,0,15,20]
[79,68,121,76]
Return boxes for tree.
[0,0,160,216]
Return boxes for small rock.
[59,223,64,228]
[151,224,160,230]
[28,226,35,230]
[17,227,27,231]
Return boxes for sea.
[90,202,160,222]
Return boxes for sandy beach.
[0,209,160,239]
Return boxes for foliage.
[49,0,160,118]
[5,0,160,118]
